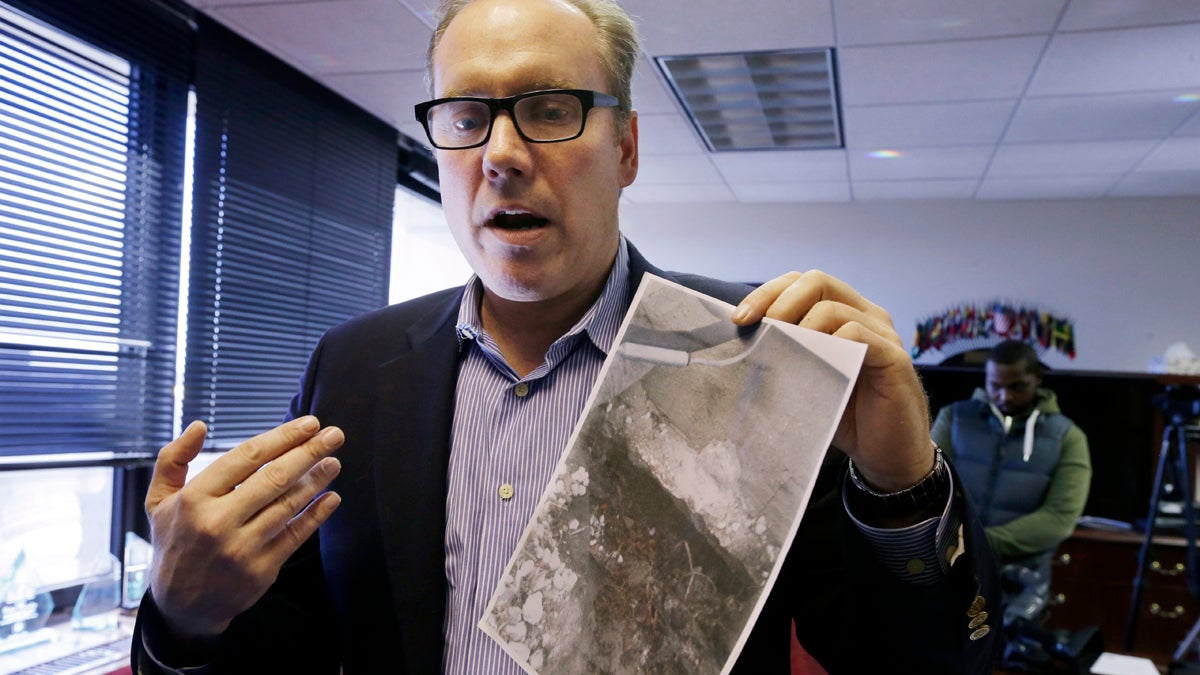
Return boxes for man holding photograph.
[134,0,1000,672]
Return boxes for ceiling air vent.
[655,49,842,152]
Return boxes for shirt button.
[498,483,514,500]
[514,383,530,397]
[905,558,926,575]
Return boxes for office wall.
[620,196,1200,373]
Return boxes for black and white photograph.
[479,274,865,674]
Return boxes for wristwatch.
[846,443,950,519]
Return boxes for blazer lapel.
[372,292,461,671]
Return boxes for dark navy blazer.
[135,242,1000,674]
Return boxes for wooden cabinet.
[1046,528,1198,662]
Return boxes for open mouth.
[490,210,549,230]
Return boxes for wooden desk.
[1046,527,1197,666]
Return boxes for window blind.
[0,0,189,457]
[184,15,397,448]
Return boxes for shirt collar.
[455,235,630,357]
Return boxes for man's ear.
[618,110,638,188]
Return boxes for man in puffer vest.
[931,339,1091,646]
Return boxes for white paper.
[479,274,866,674]
[1089,652,1160,675]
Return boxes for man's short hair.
[425,0,640,129]
[988,339,1042,375]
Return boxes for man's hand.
[733,270,932,492]
[145,416,344,643]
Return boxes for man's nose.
[489,111,525,147]
[482,111,528,174]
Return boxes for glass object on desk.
[122,531,152,609]
[0,549,54,648]
[71,553,121,631]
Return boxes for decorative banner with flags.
[912,301,1076,360]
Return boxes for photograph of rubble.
[480,274,865,674]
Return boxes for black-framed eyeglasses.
[414,89,620,150]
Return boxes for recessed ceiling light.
[655,48,842,152]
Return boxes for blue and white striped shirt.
[442,240,630,674]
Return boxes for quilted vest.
[947,399,1073,529]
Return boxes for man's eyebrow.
[440,80,578,99]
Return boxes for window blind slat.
[0,0,188,457]
[183,16,396,449]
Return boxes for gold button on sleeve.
[968,611,988,629]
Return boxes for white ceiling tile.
[323,69,427,131]
[848,146,993,180]
[208,0,428,75]
[622,183,736,203]
[1059,0,1200,31]
[396,0,437,27]
[1110,170,1200,197]
[835,0,1064,46]
[731,182,851,203]
[631,58,681,116]
[852,179,979,200]
[636,114,704,155]
[988,140,1157,177]
[839,37,1046,105]
[190,0,314,6]
[1028,24,1200,96]
[710,150,847,183]
[843,100,1016,148]
[1136,137,1200,171]
[623,0,834,55]
[1006,92,1200,142]
[976,176,1116,199]
[634,154,725,185]
[1177,111,1200,137]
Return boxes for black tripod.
[1125,407,1200,653]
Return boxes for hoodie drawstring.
[1022,409,1040,462]
[990,404,1040,462]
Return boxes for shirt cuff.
[843,468,963,585]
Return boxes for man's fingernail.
[321,426,344,449]
[732,303,751,323]
[322,457,342,476]
[297,416,319,433]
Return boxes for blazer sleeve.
[131,532,339,674]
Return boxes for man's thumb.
[145,420,207,511]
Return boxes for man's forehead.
[986,361,1036,381]
[431,0,604,96]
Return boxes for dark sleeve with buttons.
[843,444,963,584]
[731,448,1002,675]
